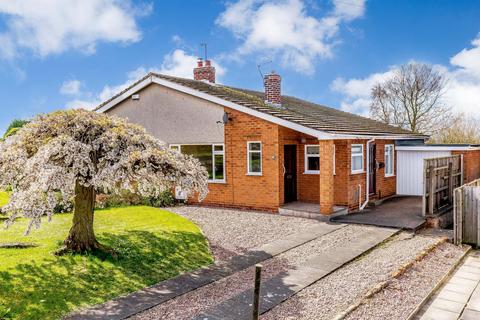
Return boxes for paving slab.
[418,251,480,320]
[194,226,398,320]
[431,298,466,314]
[460,308,480,320]
[421,308,460,320]
[66,222,345,320]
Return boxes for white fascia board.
[396,146,479,151]
[324,134,427,141]
[96,77,154,113]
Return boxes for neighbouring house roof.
[95,73,427,139]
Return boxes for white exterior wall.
[105,83,225,144]
[396,150,451,196]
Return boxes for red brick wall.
[319,140,335,214]
[452,149,480,184]
[374,140,397,200]
[196,108,398,212]
[333,139,397,211]
[334,140,349,206]
[200,107,281,211]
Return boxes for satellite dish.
[223,112,230,124]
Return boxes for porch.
[330,196,426,230]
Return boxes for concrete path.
[417,251,480,320]
[67,223,344,320]
[331,196,426,230]
[193,227,398,320]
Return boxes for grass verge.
[0,204,213,320]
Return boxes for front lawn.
[0,191,8,207]
[0,205,213,320]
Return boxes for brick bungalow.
[96,59,429,216]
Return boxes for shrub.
[147,190,175,207]
[94,190,176,209]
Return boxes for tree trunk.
[62,181,99,253]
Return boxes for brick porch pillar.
[319,140,335,215]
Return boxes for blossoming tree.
[0,109,209,254]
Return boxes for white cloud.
[450,37,480,77]
[0,0,149,59]
[216,0,366,74]
[60,79,82,96]
[332,37,480,118]
[333,0,365,21]
[65,49,226,110]
[158,49,226,79]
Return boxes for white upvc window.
[169,144,225,183]
[304,145,320,174]
[351,144,364,174]
[247,141,262,175]
[170,144,180,151]
[385,144,395,177]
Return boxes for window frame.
[169,143,226,183]
[304,144,320,174]
[384,144,395,177]
[351,144,364,174]
[247,141,262,176]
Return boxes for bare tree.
[430,114,480,144]
[370,62,451,134]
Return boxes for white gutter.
[360,139,375,210]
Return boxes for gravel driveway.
[168,206,320,261]
[261,232,445,320]
[130,225,377,320]
[346,242,466,320]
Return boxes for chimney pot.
[205,59,211,67]
[197,58,203,68]
[264,71,281,106]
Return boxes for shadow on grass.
[0,230,213,320]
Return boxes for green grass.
[0,203,213,320]
[0,191,8,207]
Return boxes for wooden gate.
[454,179,480,245]
[423,155,463,216]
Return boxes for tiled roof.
[95,73,425,137]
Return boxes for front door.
[369,144,376,195]
[284,145,297,203]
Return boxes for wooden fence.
[423,155,463,216]
[453,179,480,246]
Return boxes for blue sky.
[1,0,480,134]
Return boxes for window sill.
[208,180,227,184]
[351,170,365,175]
[385,174,395,178]
[246,173,262,176]
[303,171,320,175]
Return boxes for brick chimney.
[264,71,281,106]
[193,58,216,83]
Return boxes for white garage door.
[397,150,451,196]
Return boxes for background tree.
[430,114,480,144]
[370,62,451,134]
[0,110,208,254]
[2,119,29,139]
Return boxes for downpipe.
[360,139,375,211]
